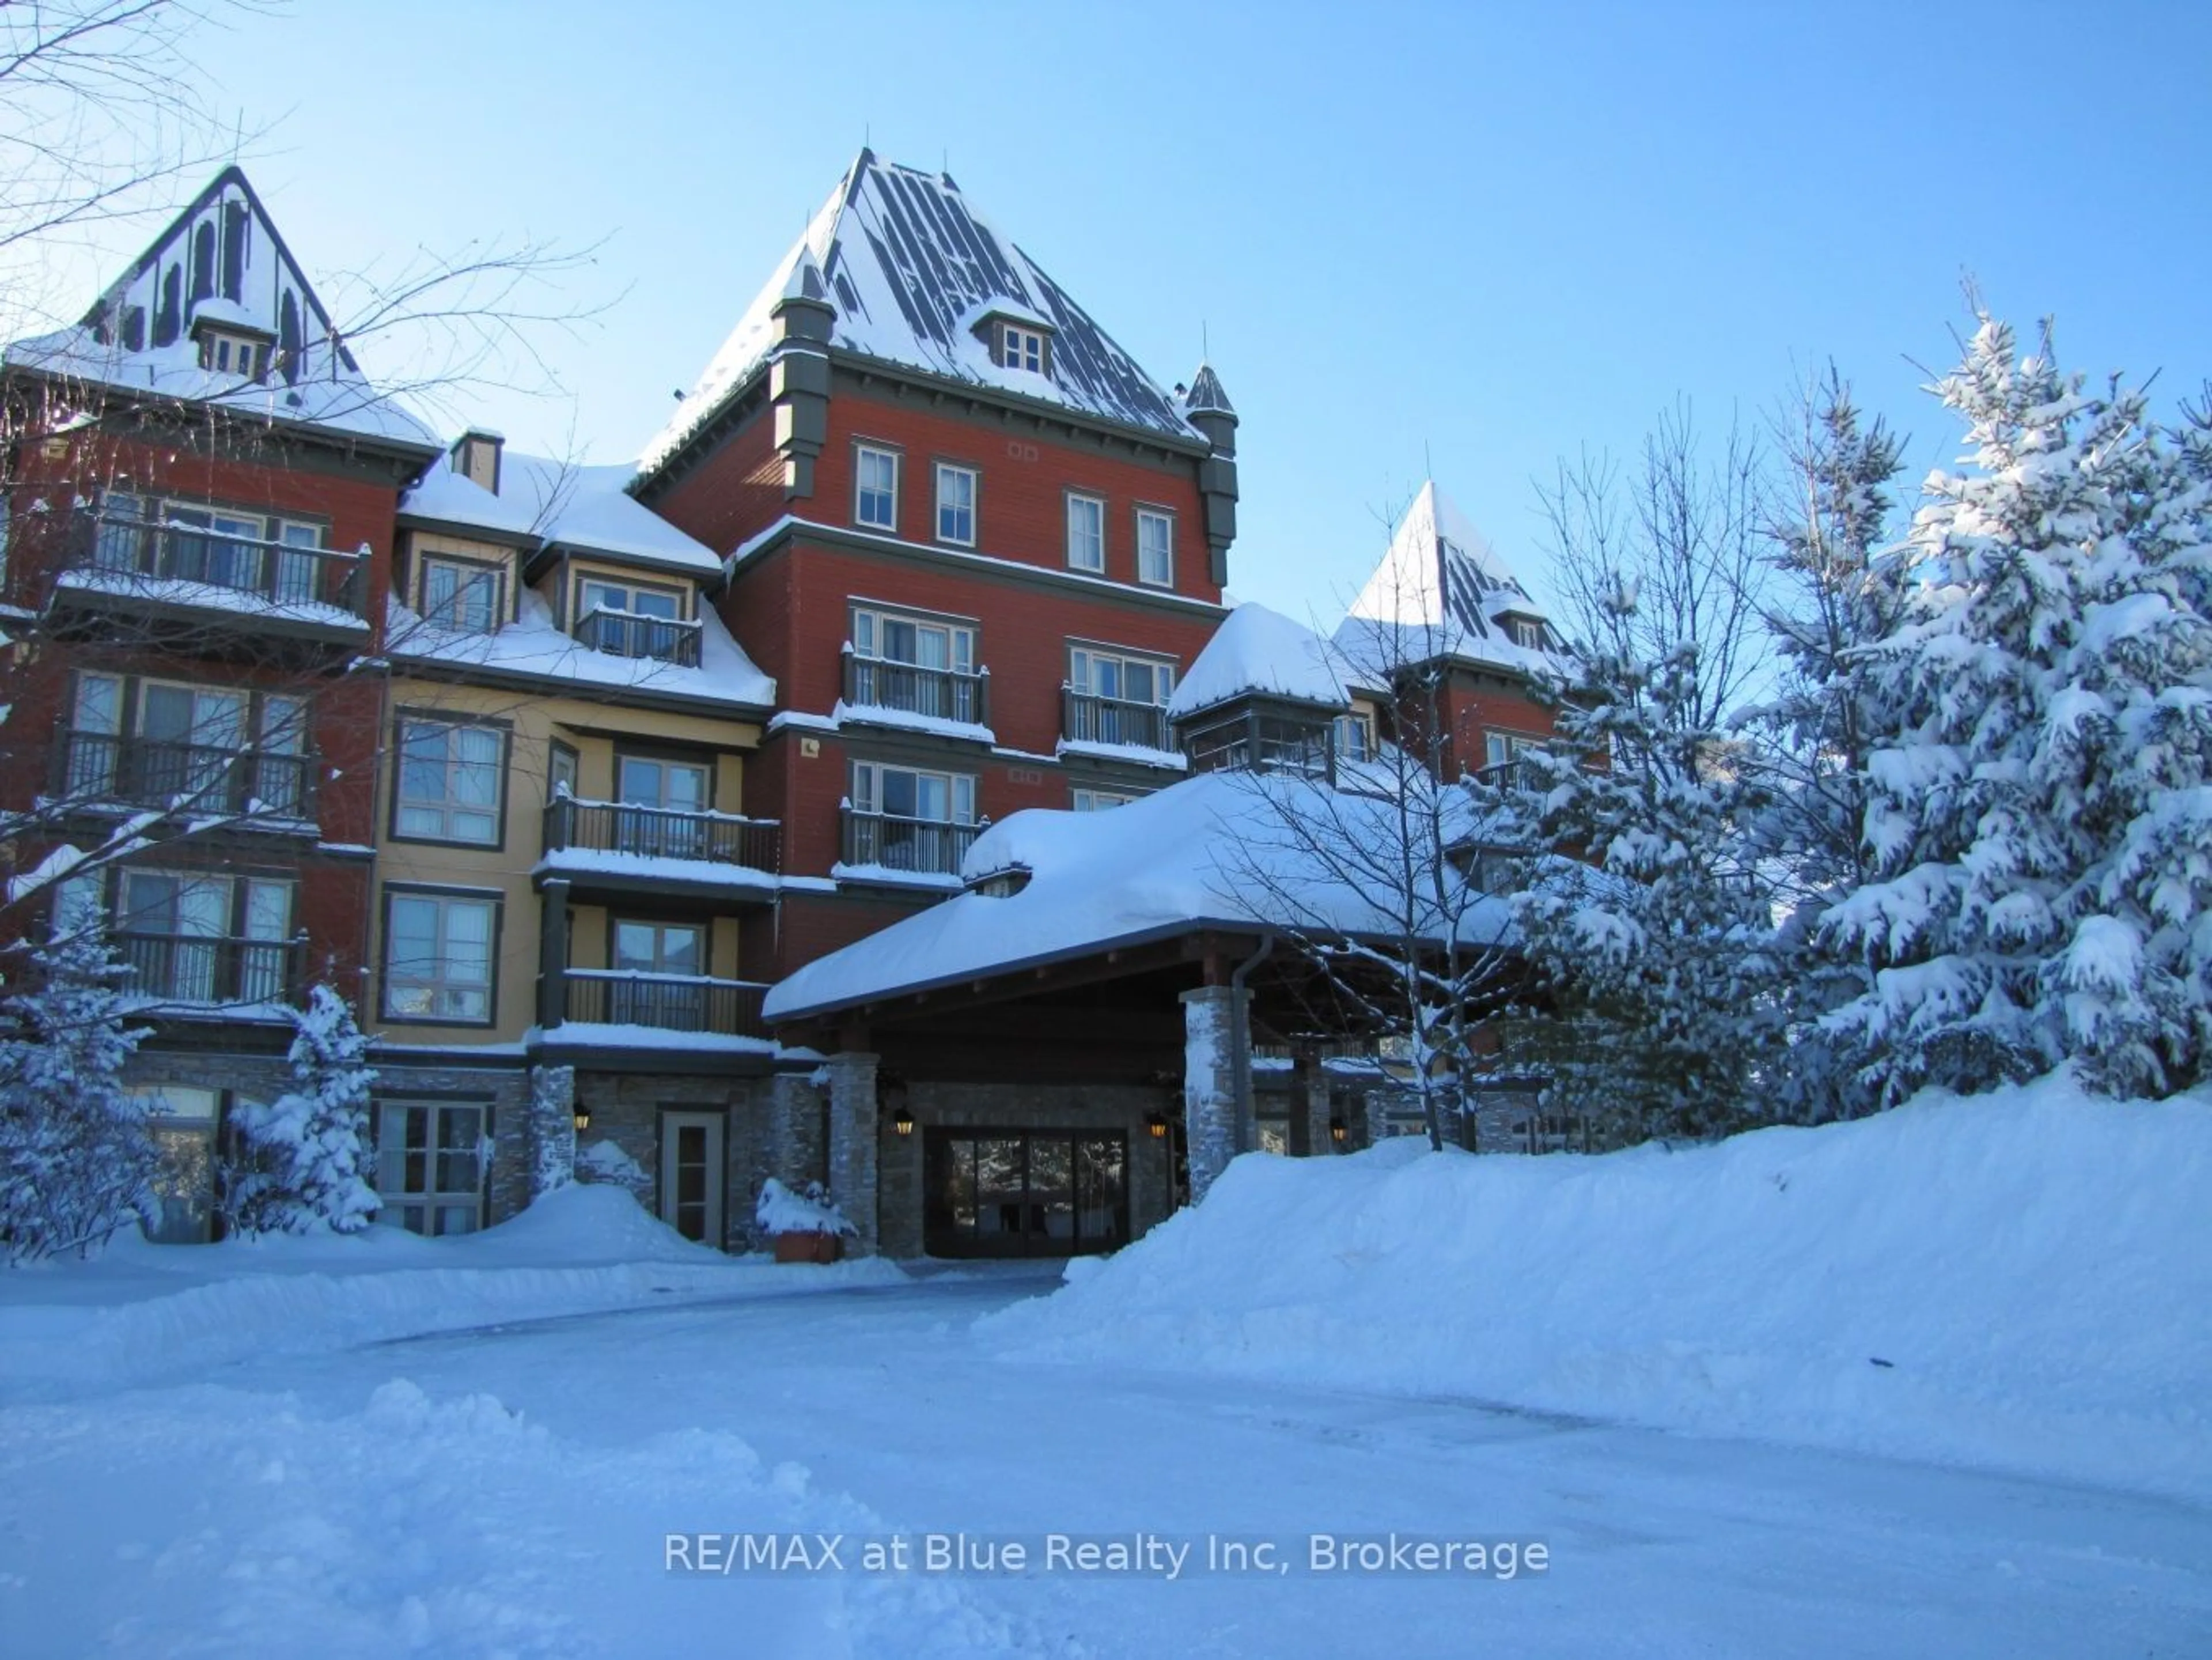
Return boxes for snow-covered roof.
[385,589,774,710]
[1168,603,1349,721]
[638,150,1203,478]
[3,168,436,451]
[1334,481,1570,681]
[401,449,721,577]
[763,770,1513,1022]
[1180,362,1236,418]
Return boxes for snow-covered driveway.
[3,1266,2205,1658]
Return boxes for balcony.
[54,731,315,822]
[555,969,768,1037]
[573,607,703,667]
[840,807,979,879]
[56,511,368,630]
[1062,690,1173,755]
[843,653,988,730]
[113,931,303,1009]
[538,796,779,901]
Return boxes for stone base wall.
[370,1059,536,1224]
[569,1068,787,1253]
[891,1080,1179,1260]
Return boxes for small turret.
[1180,364,1238,587]
[768,247,835,497]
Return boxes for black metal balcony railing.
[113,931,303,1007]
[542,795,779,872]
[573,608,703,667]
[71,513,368,617]
[840,807,979,876]
[1062,690,1172,753]
[559,969,767,1036]
[844,652,988,727]
[56,731,314,819]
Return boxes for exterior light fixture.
[1329,1116,1348,1146]
[572,1104,592,1134]
[1147,1112,1169,1140]
[892,1106,915,1137]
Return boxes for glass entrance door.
[659,1110,725,1246]
[923,1129,1127,1257]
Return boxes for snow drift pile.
[988,1071,2212,1500]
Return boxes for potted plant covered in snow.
[756,1178,855,1263]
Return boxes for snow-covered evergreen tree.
[1821,315,2212,1103]
[0,929,154,1261]
[1744,376,1910,1121]
[1495,583,1780,1143]
[225,985,379,1235]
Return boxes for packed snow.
[403,449,725,576]
[1166,601,1348,719]
[989,1071,2212,1503]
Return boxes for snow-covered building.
[0,169,442,1244]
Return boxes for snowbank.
[0,1185,903,1398]
[986,1073,2212,1500]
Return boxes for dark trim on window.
[611,743,719,813]
[415,547,510,630]
[377,880,505,1029]
[386,708,513,853]
[850,437,903,535]
[605,913,713,978]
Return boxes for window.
[61,674,305,816]
[1507,617,1545,651]
[1135,509,1173,587]
[849,605,982,723]
[128,1084,222,1243]
[611,920,706,1026]
[999,324,1047,374]
[576,577,681,625]
[1066,494,1105,573]
[1335,713,1374,765]
[1067,646,1176,750]
[934,463,978,546]
[108,869,291,1004]
[548,742,578,803]
[848,760,979,874]
[1071,788,1142,812]
[851,761,976,826]
[198,330,267,379]
[96,491,325,603]
[854,444,899,531]
[395,717,503,845]
[376,1102,485,1235]
[382,890,497,1023]
[616,754,710,857]
[1485,732,1537,769]
[421,556,501,633]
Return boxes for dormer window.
[420,555,503,634]
[999,324,1047,375]
[190,312,274,381]
[1503,615,1546,651]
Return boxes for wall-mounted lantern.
[1146,1111,1169,1140]
[1329,1116,1348,1146]
[573,1104,592,1134]
[892,1106,915,1137]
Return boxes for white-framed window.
[934,463,978,546]
[376,1101,486,1235]
[1506,617,1545,650]
[850,760,978,825]
[395,717,503,845]
[1071,788,1143,812]
[198,330,266,379]
[1485,732,1539,769]
[1066,493,1105,573]
[421,555,501,633]
[851,606,976,674]
[854,444,900,531]
[381,889,497,1023]
[576,576,682,624]
[1000,324,1047,374]
[1069,646,1175,707]
[1335,712,1375,764]
[1135,508,1174,587]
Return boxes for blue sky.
[65,1,2212,624]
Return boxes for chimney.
[453,428,506,494]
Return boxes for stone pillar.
[825,1052,880,1256]
[1180,986,1245,1202]
[1290,1048,1334,1157]
[527,1064,577,1197]
[770,1071,827,1185]
[877,1090,923,1261]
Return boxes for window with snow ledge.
[1070,787,1143,812]
[965,864,1031,897]
[1334,712,1374,765]
[998,323,1049,376]
[847,604,985,727]
[193,322,272,380]
[844,759,979,876]
[1066,645,1176,751]
[419,553,503,634]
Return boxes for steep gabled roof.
[400,447,724,577]
[1334,481,1569,681]
[638,150,1201,479]
[2,167,434,449]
